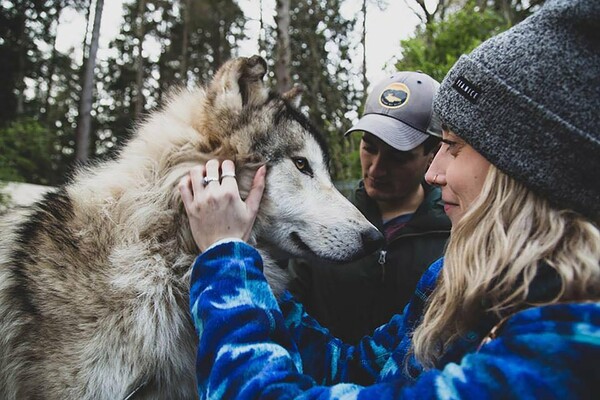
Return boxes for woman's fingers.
[220,159,239,193]
[178,174,194,211]
[246,165,266,216]
[179,159,266,251]
[189,165,206,195]
[203,159,220,188]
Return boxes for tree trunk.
[414,0,437,24]
[76,0,104,163]
[361,0,368,94]
[134,0,146,118]
[213,20,224,70]
[275,0,292,94]
[499,0,514,24]
[180,0,191,84]
[81,0,92,65]
[258,0,265,54]
[15,13,26,116]
[43,2,65,120]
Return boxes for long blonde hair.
[411,165,600,369]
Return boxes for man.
[288,71,451,343]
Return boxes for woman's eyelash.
[441,139,457,146]
[441,139,461,155]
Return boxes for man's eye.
[392,154,412,163]
[292,157,313,176]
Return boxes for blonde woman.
[180,0,599,397]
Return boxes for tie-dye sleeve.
[189,241,599,399]
[276,290,405,385]
[190,241,312,398]
[189,241,402,398]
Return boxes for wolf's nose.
[361,228,384,254]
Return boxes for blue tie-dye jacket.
[189,241,600,399]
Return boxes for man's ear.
[207,55,270,112]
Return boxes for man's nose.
[369,154,387,177]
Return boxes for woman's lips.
[442,199,458,214]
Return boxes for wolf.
[0,55,383,399]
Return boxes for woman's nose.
[425,153,446,186]
[425,170,444,186]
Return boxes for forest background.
[0,0,544,201]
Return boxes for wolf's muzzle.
[362,228,385,255]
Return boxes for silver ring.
[203,176,219,186]
[221,172,236,180]
[432,174,438,185]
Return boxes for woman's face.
[425,130,491,226]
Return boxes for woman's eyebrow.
[441,138,464,148]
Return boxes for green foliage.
[270,0,363,181]
[0,1,89,184]
[97,0,247,158]
[396,4,509,81]
[0,0,542,185]
[0,118,59,185]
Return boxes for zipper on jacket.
[378,249,387,281]
[377,230,449,282]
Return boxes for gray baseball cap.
[345,71,442,151]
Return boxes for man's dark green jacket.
[288,181,451,343]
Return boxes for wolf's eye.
[292,157,313,177]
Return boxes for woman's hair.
[410,165,600,370]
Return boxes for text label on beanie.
[452,76,481,104]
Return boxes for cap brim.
[344,114,429,151]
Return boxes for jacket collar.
[352,180,451,233]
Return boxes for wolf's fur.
[0,56,381,399]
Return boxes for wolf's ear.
[208,55,269,111]
[282,85,303,108]
[239,56,269,107]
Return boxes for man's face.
[360,132,433,203]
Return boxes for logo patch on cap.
[379,82,410,109]
[452,76,481,103]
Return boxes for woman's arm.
[191,247,597,399]
[182,160,594,399]
[180,160,403,390]
[190,240,407,398]
[277,290,406,385]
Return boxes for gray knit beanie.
[434,0,600,220]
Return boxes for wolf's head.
[196,56,383,264]
[129,56,382,270]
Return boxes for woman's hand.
[179,159,266,252]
